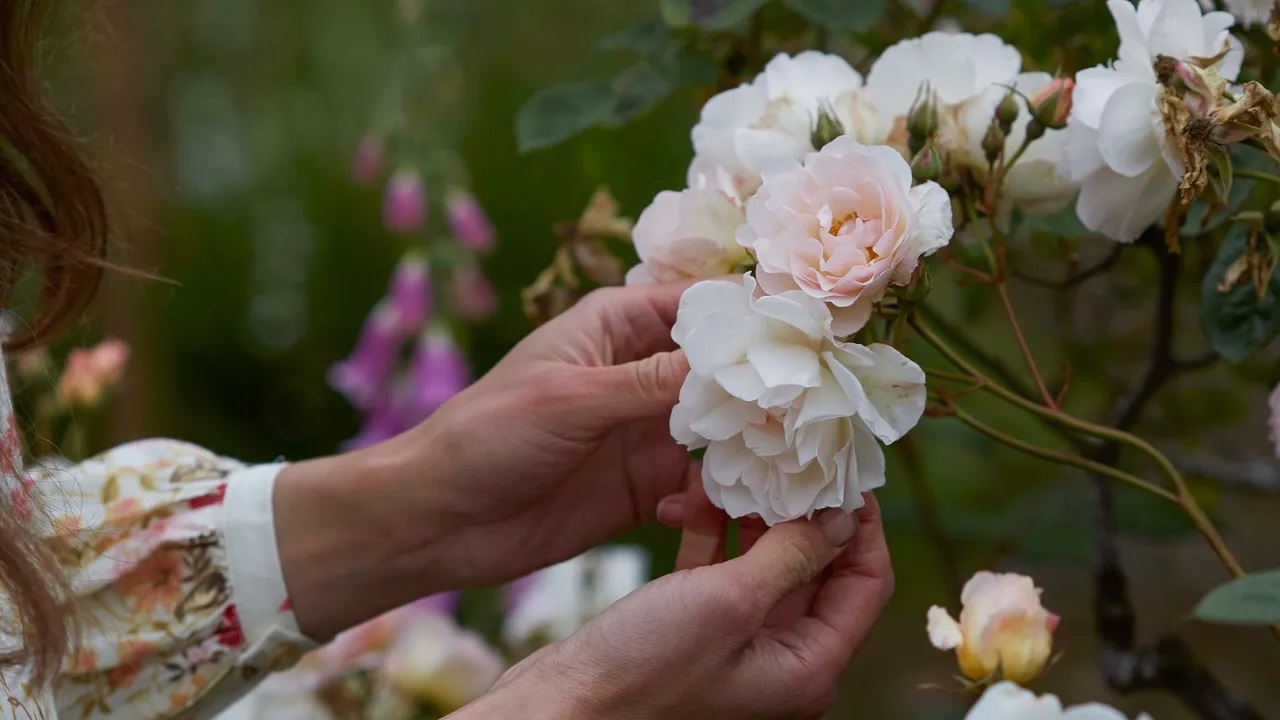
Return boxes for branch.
[1016,244,1126,290]
[1090,235,1264,719]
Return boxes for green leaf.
[661,0,769,30]
[516,82,615,153]
[1199,225,1280,362]
[607,63,673,125]
[600,18,670,55]
[1195,570,1280,625]
[782,0,887,29]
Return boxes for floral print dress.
[0,352,314,719]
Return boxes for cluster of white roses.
[626,0,1254,525]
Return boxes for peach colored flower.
[118,551,184,613]
[737,137,952,335]
[626,188,748,285]
[928,571,1059,684]
[57,339,131,408]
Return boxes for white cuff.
[223,463,313,654]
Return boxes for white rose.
[927,571,1060,684]
[626,188,748,285]
[669,275,926,525]
[689,51,885,202]
[866,31,1023,119]
[965,682,1154,720]
[867,32,1077,215]
[737,137,952,335]
[1061,0,1241,242]
[504,546,649,647]
[382,613,504,713]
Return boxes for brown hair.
[0,0,110,685]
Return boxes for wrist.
[273,436,456,639]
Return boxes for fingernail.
[817,509,856,546]
[657,496,685,527]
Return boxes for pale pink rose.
[927,571,1060,684]
[737,137,953,335]
[1269,383,1280,459]
[56,339,131,408]
[626,188,748,285]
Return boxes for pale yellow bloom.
[927,571,1059,684]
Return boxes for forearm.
[273,440,455,639]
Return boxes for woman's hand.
[276,282,696,637]
[458,497,893,720]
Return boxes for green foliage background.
[43,0,1280,716]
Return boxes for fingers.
[675,463,726,571]
[721,508,856,612]
[594,350,690,425]
[795,494,894,667]
[583,282,698,364]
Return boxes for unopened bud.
[810,102,846,150]
[1266,199,1280,235]
[907,82,940,145]
[995,91,1019,133]
[1025,118,1046,142]
[1028,77,1074,130]
[383,169,428,235]
[982,120,1006,165]
[911,139,943,183]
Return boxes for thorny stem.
[996,282,1058,409]
[911,315,1260,598]
[946,406,1180,503]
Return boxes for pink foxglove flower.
[407,326,470,418]
[388,252,432,333]
[329,303,401,410]
[450,263,498,321]
[928,571,1060,684]
[351,135,384,185]
[446,190,496,251]
[340,383,409,451]
[383,169,428,234]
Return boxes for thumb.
[723,509,857,611]
[597,350,689,424]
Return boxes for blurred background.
[33,0,1280,717]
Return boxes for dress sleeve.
[28,439,317,719]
